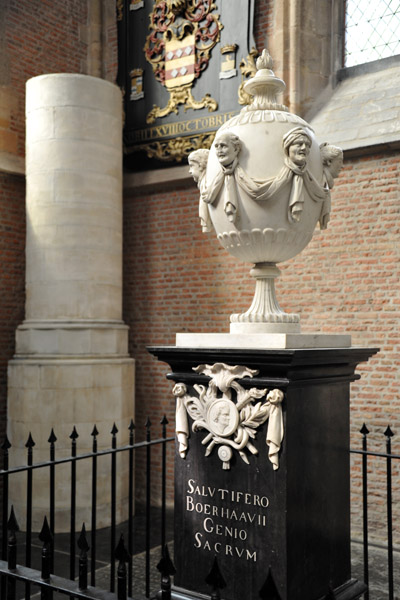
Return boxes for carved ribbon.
[203,159,330,227]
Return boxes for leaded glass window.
[345,0,400,67]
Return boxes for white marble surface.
[8,74,135,531]
[176,332,352,349]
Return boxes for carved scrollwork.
[146,85,217,124]
[173,363,284,470]
[139,131,215,162]
[238,47,258,105]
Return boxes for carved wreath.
[173,363,284,470]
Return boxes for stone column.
[7,74,135,531]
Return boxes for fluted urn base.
[230,263,300,334]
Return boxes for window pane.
[345,0,400,67]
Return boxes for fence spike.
[160,415,169,426]
[115,534,130,563]
[8,505,20,534]
[384,425,394,438]
[1,434,11,451]
[25,432,36,448]
[111,422,119,435]
[128,419,135,432]
[38,516,53,546]
[78,523,89,591]
[157,544,176,576]
[258,567,282,599]
[39,516,53,582]
[70,426,79,440]
[205,556,226,600]
[145,417,152,429]
[115,534,130,600]
[91,424,99,437]
[48,428,57,444]
[77,523,90,554]
[7,506,19,572]
[360,423,369,436]
[156,545,176,599]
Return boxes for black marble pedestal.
[149,346,378,600]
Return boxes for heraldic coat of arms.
[144,0,222,124]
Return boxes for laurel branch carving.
[173,363,284,470]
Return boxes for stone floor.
[9,509,400,599]
[351,541,400,600]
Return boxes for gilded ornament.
[238,47,258,105]
[144,0,222,123]
[220,43,238,80]
[140,131,215,162]
[117,0,124,21]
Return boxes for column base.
[7,355,135,532]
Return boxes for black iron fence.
[0,420,398,600]
[0,418,175,600]
[350,424,399,600]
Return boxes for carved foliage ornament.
[144,0,222,123]
[137,131,215,162]
[173,363,284,470]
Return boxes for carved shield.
[165,35,195,90]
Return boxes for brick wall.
[2,0,89,157]
[123,151,400,542]
[0,173,26,442]
[254,0,273,50]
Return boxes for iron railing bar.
[70,430,77,593]
[386,434,394,600]
[25,438,34,600]
[145,420,151,599]
[0,561,133,599]
[161,419,167,551]
[90,428,98,588]
[49,434,56,580]
[110,425,117,593]
[128,422,134,598]
[1,439,9,600]
[361,431,369,600]
[350,449,400,459]
[0,437,175,476]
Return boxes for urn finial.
[243,48,287,112]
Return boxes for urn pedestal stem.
[230,263,300,334]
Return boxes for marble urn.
[188,50,343,334]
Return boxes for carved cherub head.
[320,142,343,180]
[173,382,187,397]
[283,127,312,168]
[188,148,209,184]
[214,132,241,167]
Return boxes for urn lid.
[242,49,286,111]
